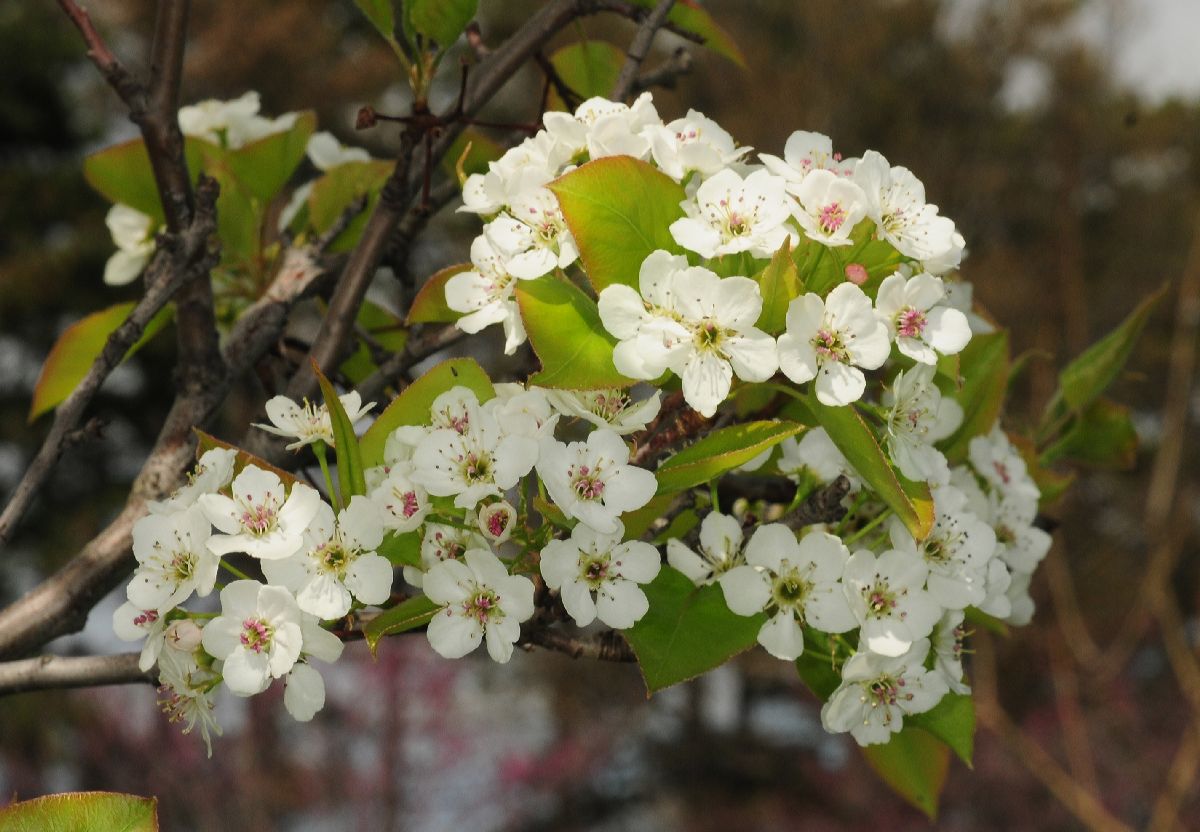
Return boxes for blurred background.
[2,0,1198,829]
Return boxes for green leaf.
[222,112,316,202]
[1047,282,1167,420]
[29,303,173,421]
[1040,397,1138,470]
[620,493,677,539]
[548,156,687,292]
[442,129,504,180]
[546,41,625,108]
[377,530,421,567]
[810,399,934,539]
[83,138,211,224]
[754,242,802,335]
[625,567,765,693]
[360,358,494,466]
[630,0,746,67]
[206,163,262,264]
[793,630,843,700]
[861,727,951,819]
[793,237,844,297]
[308,160,393,252]
[353,0,395,40]
[940,331,1010,464]
[651,508,699,545]
[339,300,409,385]
[313,362,368,500]
[964,605,1010,636]
[655,420,805,495]
[908,693,975,767]
[517,274,634,389]
[0,791,157,831]
[407,264,469,325]
[364,595,440,654]
[406,0,477,47]
[195,429,299,488]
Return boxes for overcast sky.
[1108,0,1200,101]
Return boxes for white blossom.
[445,235,527,355]
[201,580,304,696]
[548,388,662,435]
[987,492,1052,573]
[178,91,297,149]
[305,131,370,169]
[199,467,321,560]
[103,204,157,286]
[670,168,798,259]
[791,169,869,247]
[666,511,746,586]
[875,270,971,364]
[484,189,578,279]
[536,429,656,534]
[821,639,948,745]
[253,392,372,451]
[149,447,237,515]
[1003,569,1036,625]
[540,521,660,628]
[156,643,222,756]
[424,549,535,663]
[778,428,862,492]
[127,504,218,614]
[484,384,560,440]
[370,468,430,533]
[403,522,489,588]
[261,496,392,620]
[597,250,694,381]
[968,425,1041,503]
[283,616,345,722]
[647,109,749,181]
[460,132,564,216]
[758,130,856,191]
[882,364,963,483]
[113,602,168,672]
[718,527,856,660]
[842,548,940,656]
[777,283,891,406]
[853,150,958,262]
[932,610,971,694]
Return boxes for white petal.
[284,663,326,722]
[757,612,806,660]
[718,566,772,616]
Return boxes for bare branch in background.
[632,47,693,95]
[0,653,154,697]
[611,0,676,102]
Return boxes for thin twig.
[611,0,676,102]
[632,47,693,94]
[0,653,154,697]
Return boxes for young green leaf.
[222,111,316,201]
[810,399,935,539]
[359,358,495,466]
[353,0,395,41]
[29,303,173,422]
[83,138,211,223]
[908,692,975,767]
[940,331,1010,464]
[364,595,440,655]
[655,420,805,495]
[1040,397,1138,470]
[377,530,421,567]
[548,156,687,292]
[629,0,747,67]
[406,0,478,47]
[861,727,951,819]
[308,160,393,252]
[313,362,367,500]
[624,567,766,693]
[546,41,625,107]
[0,791,158,832]
[407,264,470,325]
[754,242,803,335]
[516,273,634,389]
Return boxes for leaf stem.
[313,441,340,511]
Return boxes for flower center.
[771,565,813,613]
[459,451,493,484]
[429,530,466,562]
[866,673,909,709]
[895,307,927,339]
[589,390,631,421]
[170,551,196,582]
[239,500,279,536]
[992,460,1012,485]
[133,609,159,628]
[463,589,503,624]
[864,581,899,618]
[240,617,274,653]
[812,328,850,362]
[570,464,606,501]
[389,487,421,519]
[486,511,509,538]
[580,553,612,588]
[316,540,353,574]
[818,202,849,233]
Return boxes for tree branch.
[521,627,637,663]
[632,46,693,94]
[611,0,676,102]
[0,653,154,697]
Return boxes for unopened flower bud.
[478,501,516,544]
[844,263,868,285]
[164,619,204,653]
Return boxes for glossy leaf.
[547,41,625,108]
[308,160,393,252]
[0,791,157,831]
[810,399,935,539]
[377,530,421,567]
[548,156,687,292]
[313,362,367,500]
[908,693,975,767]
[861,727,951,819]
[195,429,299,488]
[754,242,802,335]
[625,567,766,693]
[339,300,409,385]
[940,331,1010,464]
[631,0,746,67]
[83,138,210,223]
[620,493,677,540]
[407,264,470,324]
[353,0,395,40]
[793,630,843,700]
[406,0,477,47]
[1041,397,1138,470]
[29,303,173,422]
[364,595,440,654]
[655,420,805,495]
[1047,282,1166,420]
[223,112,316,201]
[359,358,494,466]
[517,273,633,389]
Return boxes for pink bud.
[844,263,868,285]
[164,619,203,652]
[477,501,517,545]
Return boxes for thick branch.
[611,0,676,102]
[0,178,219,549]
[520,627,636,663]
[0,653,154,697]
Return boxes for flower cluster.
[116,91,1055,756]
